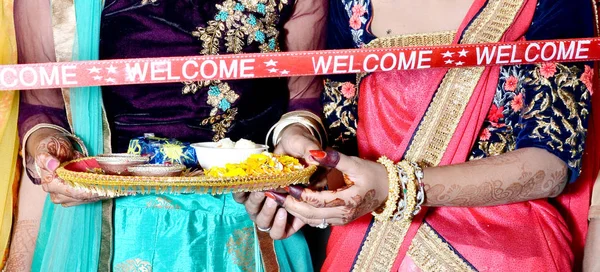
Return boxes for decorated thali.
[56,157,315,197]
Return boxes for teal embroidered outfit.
[22,0,326,271]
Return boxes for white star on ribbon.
[106,65,118,74]
[264,60,278,67]
[268,68,278,73]
[93,75,103,81]
[444,59,454,64]
[455,61,465,66]
[458,49,469,57]
[280,70,289,75]
[442,51,454,58]
[88,66,101,74]
[105,77,116,83]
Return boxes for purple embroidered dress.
[16,0,326,270]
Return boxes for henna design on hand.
[324,198,346,208]
[299,186,351,208]
[34,135,76,184]
[326,190,382,224]
[36,135,74,162]
[345,189,380,222]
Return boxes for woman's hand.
[273,124,321,165]
[233,124,326,239]
[31,130,105,206]
[233,191,308,239]
[279,150,389,227]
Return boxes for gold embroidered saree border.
[51,0,75,63]
[351,1,525,271]
[99,199,114,272]
[356,31,456,88]
[404,0,525,166]
[52,0,76,132]
[407,223,475,272]
[367,31,456,48]
[594,1,600,35]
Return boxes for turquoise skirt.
[32,194,313,272]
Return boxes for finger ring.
[257,225,272,232]
[315,218,329,229]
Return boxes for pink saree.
[322,0,599,271]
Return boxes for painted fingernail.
[309,150,327,159]
[310,150,340,168]
[264,192,286,206]
[284,185,303,200]
[47,158,60,172]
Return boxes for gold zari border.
[352,1,525,271]
[405,0,525,166]
[407,223,474,272]
[366,31,456,48]
[357,31,456,87]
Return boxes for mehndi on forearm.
[5,220,40,272]
[422,148,567,207]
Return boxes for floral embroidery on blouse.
[470,63,592,180]
[206,82,240,116]
[182,0,289,141]
[343,0,369,46]
[226,227,255,270]
[184,80,240,141]
[115,258,152,272]
[192,0,284,55]
[323,79,358,150]
[201,108,239,141]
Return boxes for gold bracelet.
[372,156,401,222]
[412,162,425,216]
[394,164,408,220]
[394,160,418,221]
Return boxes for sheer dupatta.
[31,1,104,271]
[0,0,20,268]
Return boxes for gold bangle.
[372,156,401,222]
[394,160,418,221]
[394,164,408,220]
[412,162,425,216]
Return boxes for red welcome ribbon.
[1,38,599,91]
